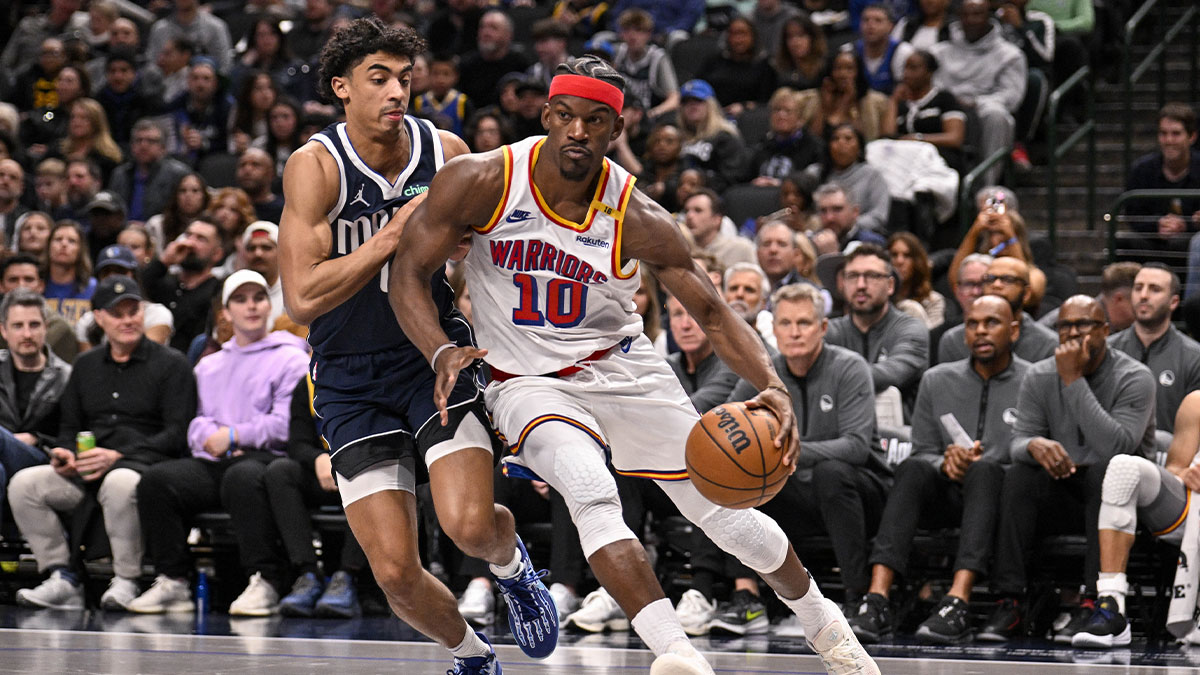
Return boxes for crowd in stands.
[1,0,1199,650]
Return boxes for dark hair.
[0,287,48,325]
[1160,102,1197,137]
[723,15,759,58]
[233,70,279,136]
[821,122,867,178]
[1140,261,1182,298]
[826,46,871,102]
[161,172,210,242]
[773,13,826,81]
[685,187,725,217]
[887,232,932,301]
[66,157,102,182]
[554,55,626,95]
[463,107,515,152]
[243,17,294,65]
[318,17,428,109]
[780,170,815,211]
[1,254,45,281]
[265,96,304,159]
[844,242,893,271]
[44,221,92,293]
[60,63,93,97]
[168,35,196,56]
[861,2,895,22]
[105,47,138,70]
[911,48,938,73]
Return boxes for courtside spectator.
[108,120,192,223]
[939,257,1057,364]
[678,80,746,193]
[42,222,96,330]
[682,189,755,268]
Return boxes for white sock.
[631,598,690,656]
[450,623,492,659]
[778,578,838,637]
[1097,572,1128,615]
[489,547,523,579]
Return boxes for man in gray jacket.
[106,120,193,223]
[979,295,1156,643]
[930,0,1027,185]
[850,295,1027,645]
[939,256,1057,364]
[665,294,739,413]
[1108,264,1200,442]
[825,244,929,421]
[739,283,888,606]
[0,289,71,522]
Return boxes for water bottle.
[196,570,209,616]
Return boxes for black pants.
[870,458,1005,579]
[459,467,585,589]
[263,457,368,579]
[992,459,1109,596]
[758,460,888,597]
[138,452,284,589]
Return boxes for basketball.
[685,402,789,509]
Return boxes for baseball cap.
[91,274,142,311]
[222,269,270,306]
[583,37,615,59]
[242,221,278,247]
[679,79,715,102]
[86,190,126,215]
[515,76,549,97]
[95,244,139,273]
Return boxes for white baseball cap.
[242,221,278,247]
[222,269,271,306]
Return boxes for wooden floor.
[0,607,1197,674]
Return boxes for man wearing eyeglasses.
[978,295,1156,643]
[825,244,929,422]
[1108,264,1200,442]
[937,257,1057,365]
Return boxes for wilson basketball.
[685,402,788,509]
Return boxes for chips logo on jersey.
[489,238,610,286]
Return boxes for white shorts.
[485,335,698,481]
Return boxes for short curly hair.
[318,17,428,109]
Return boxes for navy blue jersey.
[307,116,457,357]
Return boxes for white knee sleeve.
[1099,455,1161,534]
[661,480,790,574]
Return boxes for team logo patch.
[506,209,535,223]
[1003,408,1018,426]
[1160,370,1176,387]
[350,184,369,207]
[819,395,834,412]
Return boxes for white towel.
[1167,466,1200,639]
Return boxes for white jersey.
[465,136,643,375]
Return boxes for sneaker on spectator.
[674,589,716,636]
[1054,598,1096,644]
[229,572,280,617]
[807,598,881,675]
[549,583,580,623]
[100,576,141,611]
[564,588,629,633]
[16,569,84,610]
[915,595,971,644]
[279,572,324,617]
[774,614,806,638]
[1011,144,1033,173]
[977,597,1022,642]
[1071,596,1131,648]
[846,592,892,644]
[128,575,194,614]
[449,632,502,674]
[709,590,769,636]
[459,577,495,628]
[316,570,360,618]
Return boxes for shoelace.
[446,654,495,675]
[498,567,552,645]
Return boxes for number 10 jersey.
[465,135,644,376]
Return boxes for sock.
[51,567,79,587]
[631,598,690,656]
[489,546,523,579]
[1097,572,1128,615]
[450,623,492,659]
[779,578,838,637]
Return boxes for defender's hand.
[746,387,800,471]
[433,346,488,426]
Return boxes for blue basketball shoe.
[494,536,558,658]
[448,632,501,674]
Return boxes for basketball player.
[391,56,880,675]
[278,18,556,674]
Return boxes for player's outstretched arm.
[622,190,800,466]
[278,143,425,325]
[389,151,504,419]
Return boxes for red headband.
[548,74,624,113]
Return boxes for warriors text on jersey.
[307,117,457,357]
[465,135,644,375]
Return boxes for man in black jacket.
[0,289,71,522]
[8,276,195,611]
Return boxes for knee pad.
[1099,455,1152,534]
[551,448,635,558]
[696,507,789,575]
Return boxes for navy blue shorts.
[312,331,489,480]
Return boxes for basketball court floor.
[1,607,1199,674]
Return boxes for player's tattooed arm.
[622,189,800,465]
[278,143,425,325]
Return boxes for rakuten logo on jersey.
[575,235,610,249]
